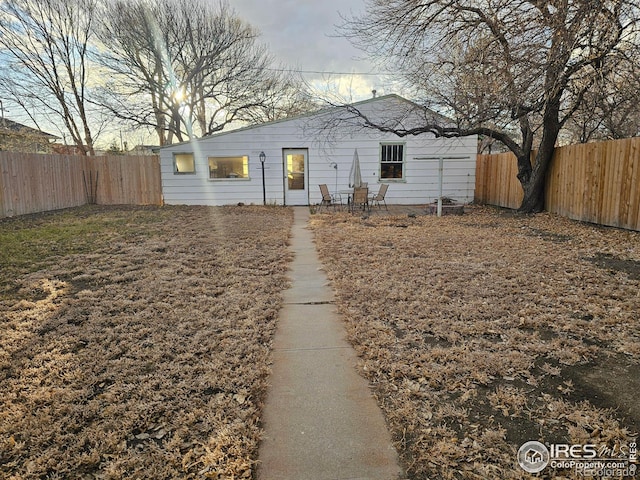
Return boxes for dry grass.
[310,206,639,479]
[0,205,293,479]
[3,204,638,479]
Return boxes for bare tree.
[0,0,102,155]
[338,0,640,212]
[98,0,308,145]
[562,51,640,143]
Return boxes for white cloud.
[231,0,386,100]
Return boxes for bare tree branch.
[336,0,640,212]
[96,0,309,145]
[0,0,102,154]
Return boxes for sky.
[4,0,396,147]
[230,0,395,101]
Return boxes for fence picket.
[4,142,640,232]
[476,138,640,231]
[0,153,161,218]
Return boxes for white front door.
[283,149,309,205]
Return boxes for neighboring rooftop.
[0,118,59,153]
[0,118,58,139]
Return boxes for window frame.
[379,142,406,182]
[208,155,250,181]
[173,152,196,175]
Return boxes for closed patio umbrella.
[349,149,362,188]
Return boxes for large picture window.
[208,156,249,179]
[173,153,195,174]
[380,143,405,180]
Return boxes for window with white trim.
[208,156,249,179]
[380,143,405,180]
[173,153,195,174]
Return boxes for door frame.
[282,148,309,206]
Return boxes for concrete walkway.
[257,207,403,480]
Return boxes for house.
[159,95,477,206]
[0,119,58,153]
[130,144,160,156]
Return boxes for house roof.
[160,94,445,150]
[0,118,59,139]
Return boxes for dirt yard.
[310,207,639,479]
[0,205,293,479]
[2,204,638,479]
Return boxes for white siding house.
[159,95,477,206]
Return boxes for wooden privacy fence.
[475,151,524,210]
[476,137,640,231]
[0,153,162,218]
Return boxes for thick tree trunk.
[517,145,555,213]
[517,99,562,213]
[518,168,546,213]
[514,148,547,213]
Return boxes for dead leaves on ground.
[3,205,638,479]
[311,207,639,479]
[0,205,292,479]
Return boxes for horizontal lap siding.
[409,156,476,204]
[160,121,478,206]
[160,126,294,206]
